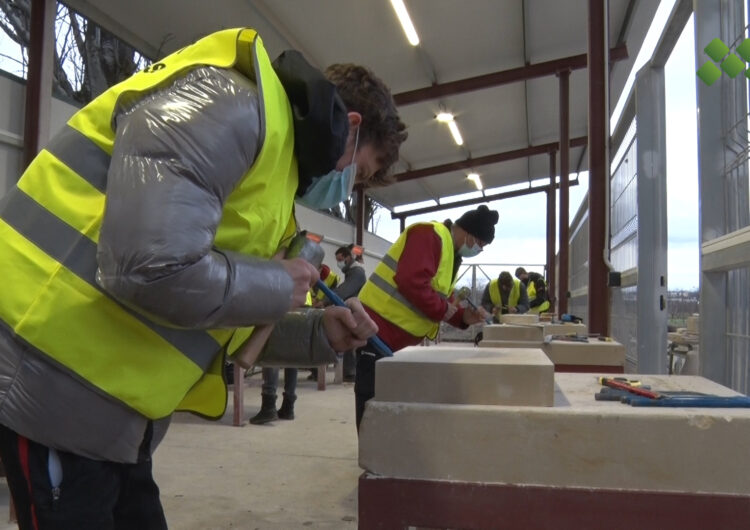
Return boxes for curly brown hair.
[324,63,407,187]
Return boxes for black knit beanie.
[455,205,499,244]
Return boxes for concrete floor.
[0,369,362,529]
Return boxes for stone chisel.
[315,280,393,357]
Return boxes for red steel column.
[587,0,610,335]
[23,0,55,169]
[557,69,570,315]
[546,150,557,312]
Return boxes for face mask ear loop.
[350,126,360,166]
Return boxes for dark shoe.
[277,392,297,420]
[223,363,235,384]
[306,369,317,381]
[249,394,278,425]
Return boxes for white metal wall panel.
[610,285,638,371]
[568,200,589,319]
[609,123,639,366]
[727,267,750,393]
[695,0,750,390]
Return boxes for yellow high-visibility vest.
[489,278,521,309]
[0,28,297,420]
[314,271,339,302]
[527,280,551,313]
[359,222,456,340]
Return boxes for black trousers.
[0,423,167,530]
[354,348,379,432]
[342,350,356,379]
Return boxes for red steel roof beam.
[393,45,628,106]
[393,136,587,183]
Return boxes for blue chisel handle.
[315,279,393,357]
[628,396,750,407]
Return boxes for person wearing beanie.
[454,204,499,251]
[355,204,499,430]
[482,270,530,320]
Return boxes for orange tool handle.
[599,377,660,399]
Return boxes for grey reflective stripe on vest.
[45,125,111,193]
[0,188,220,371]
[369,254,431,321]
[367,274,431,321]
[380,253,447,300]
[381,254,399,271]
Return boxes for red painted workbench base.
[358,473,750,530]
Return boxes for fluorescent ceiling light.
[436,112,463,145]
[467,172,483,190]
[447,120,464,145]
[390,0,420,46]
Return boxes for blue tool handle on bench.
[628,396,750,407]
[315,279,393,357]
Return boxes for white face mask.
[336,260,346,271]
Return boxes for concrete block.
[499,314,539,325]
[482,324,543,342]
[374,345,554,407]
[359,374,750,495]
[542,339,625,367]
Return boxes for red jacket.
[363,224,466,352]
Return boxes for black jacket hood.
[272,50,348,196]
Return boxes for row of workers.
[480,267,551,319]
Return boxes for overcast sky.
[374,3,701,291]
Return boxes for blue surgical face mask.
[458,242,482,258]
[299,127,359,210]
[458,234,483,258]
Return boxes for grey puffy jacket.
[0,65,336,463]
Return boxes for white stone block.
[478,339,544,349]
[542,339,625,367]
[374,345,554,407]
[687,314,700,333]
[359,374,750,495]
[482,324,543,342]
[499,314,539,325]
[538,322,587,336]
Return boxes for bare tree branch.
[0,0,30,46]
